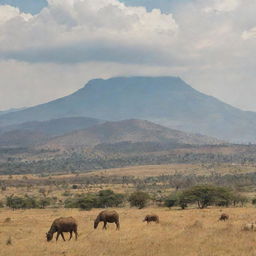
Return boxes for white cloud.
[0,0,178,63]
[203,0,241,13]
[1,0,256,112]
[0,5,32,24]
[242,27,256,40]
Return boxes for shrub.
[72,185,79,189]
[64,190,125,210]
[38,198,51,209]
[64,194,98,210]
[6,196,26,209]
[252,198,256,205]
[164,193,179,208]
[128,191,150,209]
[62,191,72,197]
[6,195,39,209]
[77,195,98,210]
[97,190,125,208]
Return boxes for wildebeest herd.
[46,210,233,242]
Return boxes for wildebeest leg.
[56,232,60,242]
[74,230,78,240]
[103,221,107,230]
[116,221,120,230]
[61,232,66,241]
[69,231,72,240]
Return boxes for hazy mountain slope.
[0,130,49,147]
[1,76,256,142]
[0,107,26,116]
[44,119,221,148]
[0,117,102,137]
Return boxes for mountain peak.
[83,76,191,90]
[1,76,256,143]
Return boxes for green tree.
[97,190,125,208]
[128,191,150,209]
[64,194,98,210]
[179,185,233,209]
[38,198,51,209]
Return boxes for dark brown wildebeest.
[219,213,229,221]
[143,214,160,224]
[46,217,78,242]
[94,210,120,230]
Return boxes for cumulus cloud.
[0,0,178,64]
[0,4,32,23]
[1,0,256,111]
[203,0,241,13]
[242,27,256,40]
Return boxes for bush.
[62,191,72,197]
[38,198,51,209]
[164,193,179,208]
[6,195,39,209]
[64,194,98,210]
[72,185,79,190]
[252,198,256,205]
[0,201,4,208]
[64,190,125,210]
[97,190,125,208]
[128,191,150,209]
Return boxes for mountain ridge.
[1,76,256,142]
[43,119,223,149]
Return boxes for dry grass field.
[1,163,255,202]
[1,207,256,256]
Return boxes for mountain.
[0,117,102,147]
[44,119,222,149]
[0,107,26,116]
[0,117,102,136]
[0,130,49,147]
[1,76,256,142]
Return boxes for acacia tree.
[179,185,234,209]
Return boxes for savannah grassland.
[1,164,256,256]
[1,207,256,256]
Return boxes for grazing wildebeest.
[46,217,78,242]
[242,223,256,231]
[94,210,120,230]
[143,214,160,224]
[219,213,229,221]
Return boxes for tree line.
[2,185,255,210]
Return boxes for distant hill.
[0,130,48,147]
[1,76,256,142]
[0,117,102,136]
[0,117,102,147]
[44,119,222,149]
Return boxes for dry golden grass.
[1,163,255,182]
[1,163,256,201]
[1,207,256,256]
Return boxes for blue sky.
[0,0,256,112]
[0,0,190,14]
[0,0,47,14]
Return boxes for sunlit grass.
[1,207,256,256]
